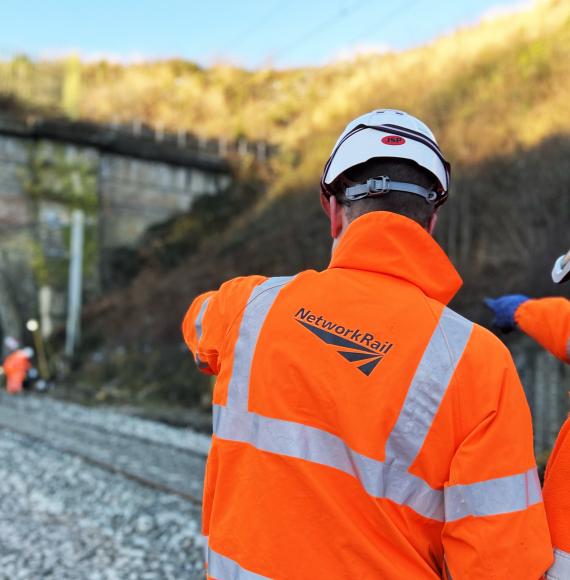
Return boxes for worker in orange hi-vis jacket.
[3,347,33,394]
[486,250,570,580]
[183,110,552,580]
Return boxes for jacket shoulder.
[433,302,511,362]
[442,309,520,406]
[468,319,513,362]
[217,274,269,295]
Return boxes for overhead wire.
[220,0,299,54]
[272,0,424,66]
[358,0,424,42]
[271,0,376,64]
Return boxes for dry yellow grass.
[1,0,569,196]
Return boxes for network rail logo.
[294,307,394,376]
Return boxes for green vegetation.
[22,142,97,211]
[20,142,98,290]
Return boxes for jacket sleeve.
[182,276,267,376]
[515,297,570,364]
[543,418,570,577]
[442,336,553,579]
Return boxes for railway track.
[0,394,208,505]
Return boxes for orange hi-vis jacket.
[183,212,552,580]
[516,297,570,579]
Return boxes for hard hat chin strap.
[344,176,438,204]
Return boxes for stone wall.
[99,154,230,249]
[0,135,36,343]
[0,125,232,343]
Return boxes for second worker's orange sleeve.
[543,418,570,554]
[442,337,553,579]
[515,297,570,364]
[181,275,268,376]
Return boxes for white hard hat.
[320,109,450,211]
[22,347,34,358]
[552,250,570,284]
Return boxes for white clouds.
[480,0,534,22]
[37,48,156,64]
[330,42,393,64]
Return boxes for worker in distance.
[183,109,552,579]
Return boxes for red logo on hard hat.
[381,135,406,145]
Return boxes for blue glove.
[484,295,529,332]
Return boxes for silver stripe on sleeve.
[208,546,270,579]
[226,276,294,411]
[547,548,570,580]
[444,467,542,522]
[194,297,211,369]
[384,308,473,467]
[195,297,211,343]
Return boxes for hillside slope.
[72,0,570,403]
[3,0,569,403]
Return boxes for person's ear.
[330,196,343,239]
[427,211,438,235]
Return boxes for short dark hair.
[331,158,439,228]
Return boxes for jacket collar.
[328,211,462,305]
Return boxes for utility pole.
[65,209,85,357]
[97,155,109,291]
[26,319,49,379]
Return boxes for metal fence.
[512,342,570,455]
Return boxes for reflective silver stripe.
[208,546,269,579]
[194,297,211,369]
[214,404,444,520]
[444,467,542,522]
[226,276,294,411]
[217,296,544,524]
[195,297,211,343]
[385,308,473,467]
[547,548,570,580]
[215,304,474,521]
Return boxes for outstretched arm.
[485,295,570,364]
[182,276,268,376]
[515,297,570,364]
[543,419,570,579]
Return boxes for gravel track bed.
[0,394,211,455]
[0,429,206,579]
[0,402,206,500]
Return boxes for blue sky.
[0,0,530,69]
